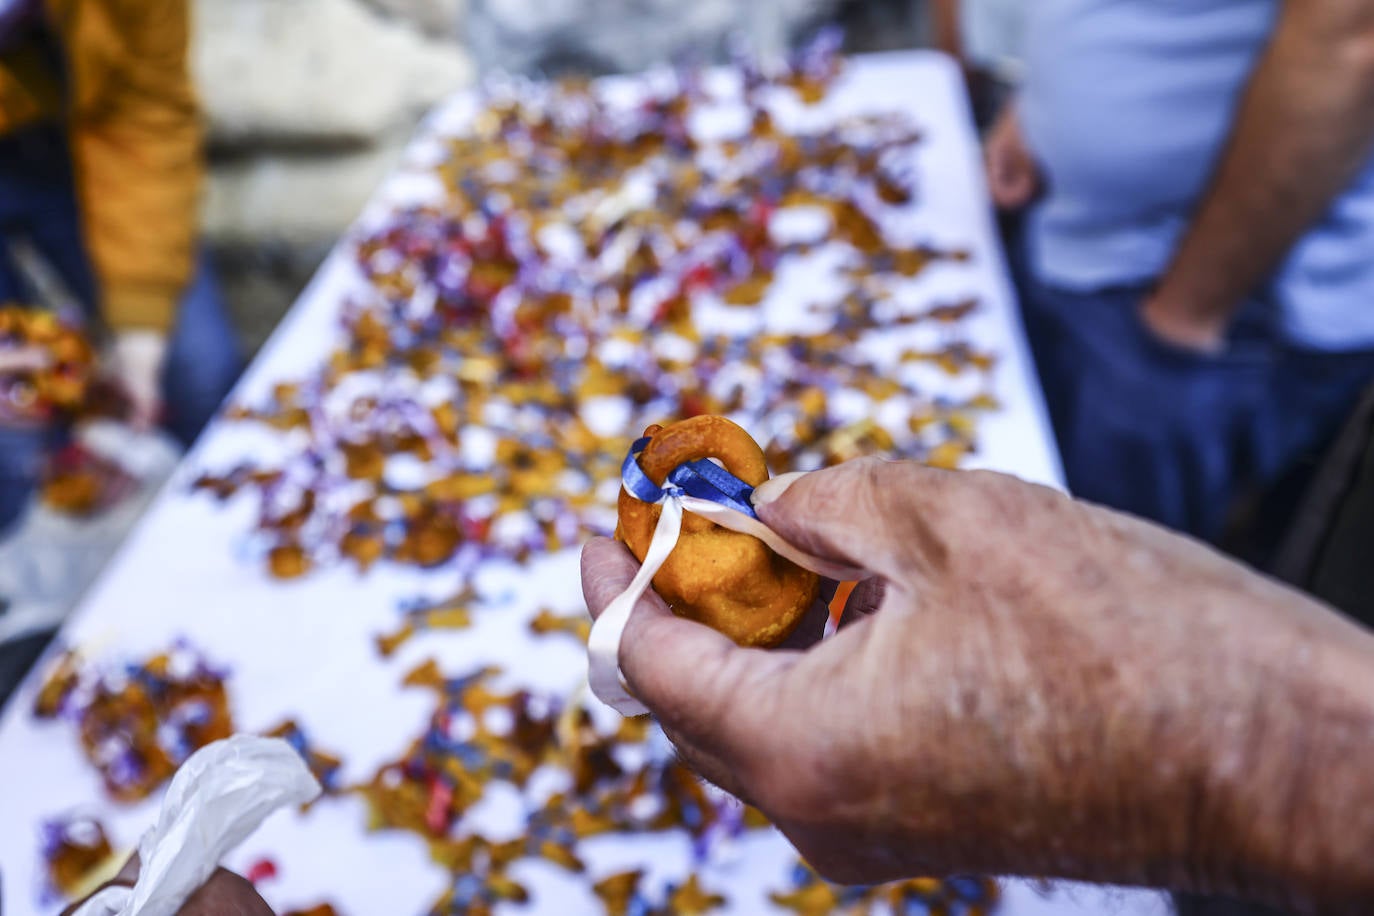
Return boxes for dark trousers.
[1015,254,1374,545]
[0,124,244,535]
[1005,222,1373,916]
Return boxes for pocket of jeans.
[1124,305,1216,368]
[1126,300,1274,372]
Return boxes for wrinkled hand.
[62,855,274,916]
[582,459,1374,906]
[984,102,1041,211]
[109,330,168,431]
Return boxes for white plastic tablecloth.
[0,52,1171,916]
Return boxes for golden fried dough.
[616,416,819,647]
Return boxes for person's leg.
[0,126,95,536]
[0,425,47,536]
[1232,345,1374,560]
[0,261,42,536]
[1277,346,1374,469]
[160,251,244,447]
[0,124,99,317]
[2,125,244,450]
[0,125,242,446]
[1023,280,1275,540]
[1003,211,1075,445]
[0,245,34,305]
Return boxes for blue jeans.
[1020,273,1374,542]
[0,124,243,535]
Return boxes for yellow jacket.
[0,0,202,332]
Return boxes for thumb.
[580,538,783,753]
[752,457,953,584]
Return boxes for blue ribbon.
[621,436,758,520]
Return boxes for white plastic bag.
[72,735,322,916]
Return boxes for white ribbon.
[588,491,868,717]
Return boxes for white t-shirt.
[1020,0,1374,352]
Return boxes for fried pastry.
[616,416,819,647]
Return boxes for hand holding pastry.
[584,457,1374,911]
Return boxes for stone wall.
[464,0,838,76]
[363,0,467,37]
[194,0,474,352]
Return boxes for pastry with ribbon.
[616,416,820,647]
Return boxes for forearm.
[601,460,1374,906]
[1155,2,1374,329]
[929,0,963,61]
[988,510,1374,910]
[1199,627,1374,914]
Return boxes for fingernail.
[752,471,807,508]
